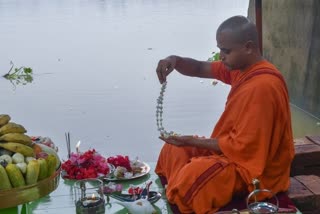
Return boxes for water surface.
[0,0,318,162]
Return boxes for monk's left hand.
[159,135,198,147]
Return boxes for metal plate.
[104,162,151,181]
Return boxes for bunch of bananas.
[0,114,58,190]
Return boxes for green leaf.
[213,52,220,61]
[207,52,220,62]
[24,68,32,74]
[3,62,34,87]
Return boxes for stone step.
[288,175,320,214]
[291,136,320,177]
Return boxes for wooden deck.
[288,136,320,214]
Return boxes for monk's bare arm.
[156,55,214,83]
[174,56,214,78]
[189,137,222,154]
[159,135,222,154]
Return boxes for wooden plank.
[288,177,317,212]
[306,135,320,146]
[291,139,320,176]
[288,177,313,198]
[294,144,320,154]
[295,175,320,195]
[294,137,314,146]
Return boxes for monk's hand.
[156,56,177,84]
[159,135,198,147]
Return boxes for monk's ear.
[244,40,255,54]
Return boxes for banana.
[37,158,48,181]
[0,142,34,157]
[26,160,40,185]
[0,114,11,127]
[46,154,57,177]
[0,122,26,136]
[0,133,32,146]
[39,144,60,168]
[6,163,25,188]
[0,164,12,190]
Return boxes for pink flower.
[61,149,110,180]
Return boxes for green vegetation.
[207,52,220,62]
[2,61,33,87]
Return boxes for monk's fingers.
[159,136,179,145]
[159,136,174,142]
[156,59,176,84]
[165,135,182,142]
[159,136,166,142]
[156,60,168,84]
[156,64,164,84]
[171,135,193,141]
[165,65,174,77]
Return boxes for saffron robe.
[155,60,295,214]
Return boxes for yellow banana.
[26,160,40,185]
[6,163,25,188]
[0,133,32,146]
[46,154,57,177]
[37,158,48,181]
[0,122,26,136]
[0,142,34,157]
[0,164,12,190]
[0,114,11,127]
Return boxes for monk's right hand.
[159,135,195,147]
[156,56,177,84]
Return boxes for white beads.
[156,81,179,138]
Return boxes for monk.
[155,16,295,213]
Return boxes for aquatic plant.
[207,52,220,62]
[2,61,33,87]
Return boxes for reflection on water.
[291,104,320,138]
[0,0,318,162]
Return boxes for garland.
[156,81,179,138]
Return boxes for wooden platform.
[288,136,320,214]
[291,136,320,177]
[288,175,320,214]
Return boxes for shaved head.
[217,16,259,46]
[216,16,262,71]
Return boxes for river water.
[0,0,319,162]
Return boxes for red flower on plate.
[128,186,143,195]
[107,155,132,171]
[61,149,110,180]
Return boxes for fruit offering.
[31,136,58,152]
[0,114,59,190]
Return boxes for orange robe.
[155,60,295,213]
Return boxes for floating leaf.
[2,61,34,88]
